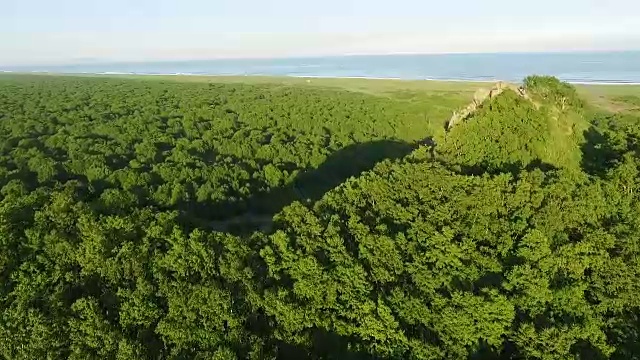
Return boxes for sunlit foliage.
[1,75,639,359]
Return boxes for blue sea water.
[3,51,640,84]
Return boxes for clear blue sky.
[1,0,639,65]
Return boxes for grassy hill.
[436,76,590,173]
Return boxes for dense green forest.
[1,74,640,359]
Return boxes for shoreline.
[2,71,640,86]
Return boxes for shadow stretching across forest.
[209,139,416,234]
[581,125,623,176]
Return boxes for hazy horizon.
[3,49,640,69]
[2,0,639,66]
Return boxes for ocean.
[3,51,640,84]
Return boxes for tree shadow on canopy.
[212,139,417,235]
[580,125,624,177]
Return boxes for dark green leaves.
[1,75,639,359]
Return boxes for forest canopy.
[0,74,639,359]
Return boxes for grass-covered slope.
[436,76,590,173]
[1,74,640,359]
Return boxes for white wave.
[97,71,135,75]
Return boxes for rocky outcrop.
[447,82,537,130]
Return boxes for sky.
[1,0,639,65]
